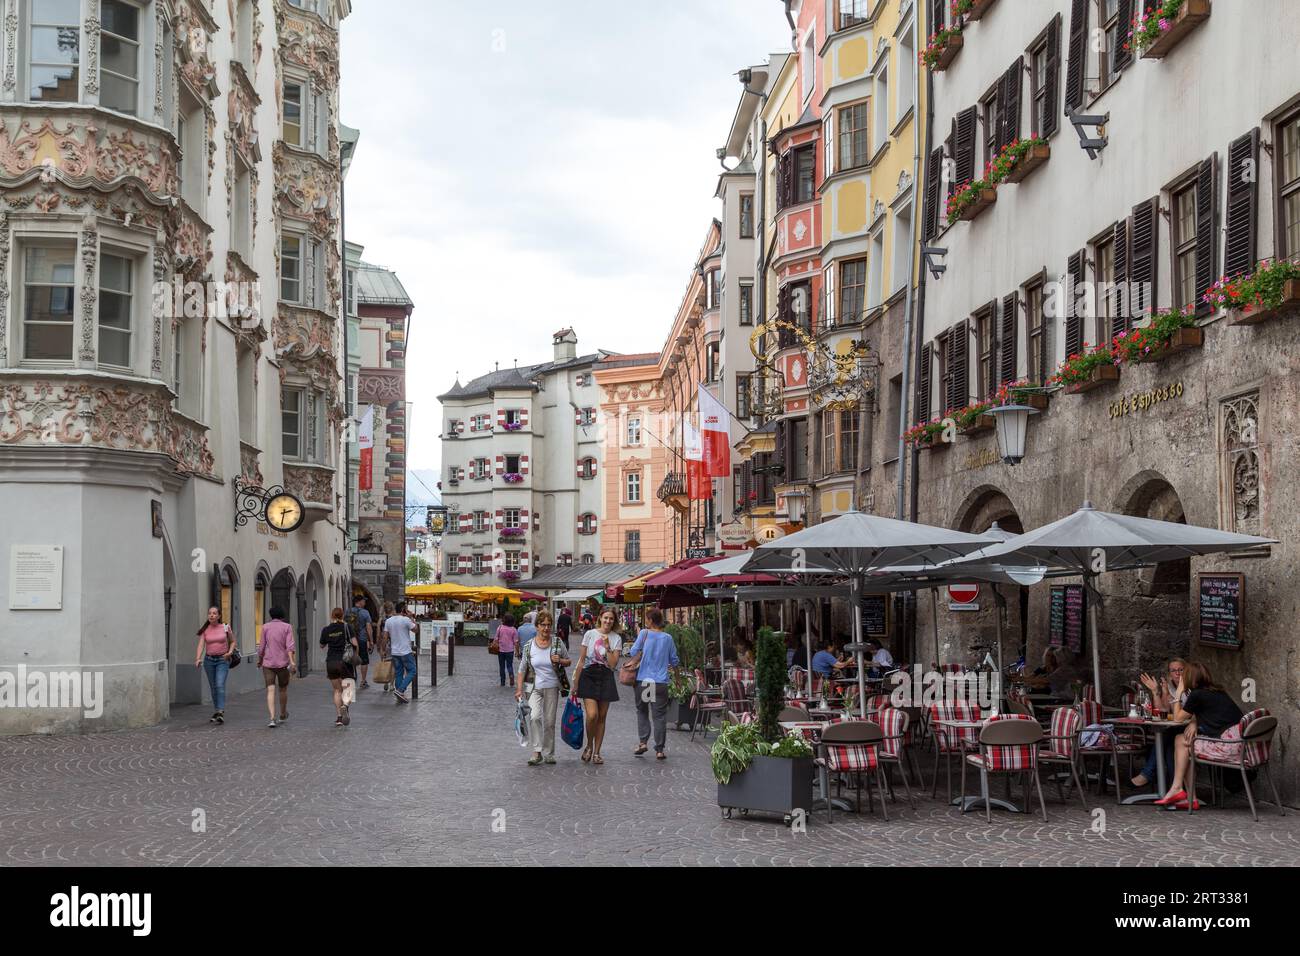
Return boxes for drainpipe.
[339,142,351,589]
[896,25,926,522]
[908,66,935,528]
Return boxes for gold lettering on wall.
[1109,381,1184,419]
[962,447,1001,471]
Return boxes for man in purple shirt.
[258,606,296,728]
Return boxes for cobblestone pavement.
[1,649,1297,866]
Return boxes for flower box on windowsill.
[1136,326,1204,362]
[917,436,953,452]
[1065,365,1120,394]
[1141,0,1211,60]
[965,0,1000,20]
[1229,280,1300,326]
[961,415,996,436]
[957,188,997,222]
[1003,143,1050,184]
[934,33,963,71]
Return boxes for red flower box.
[1140,0,1211,60]
[1229,279,1300,326]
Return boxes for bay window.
[99,0,141,114]
[281,387,323,462]
[283,79,303,146]
[22,243,76,361]
[28,0,80,104]
[282,230,325,306]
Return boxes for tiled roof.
[438,352,608,401]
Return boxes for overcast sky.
[339,1,792,473]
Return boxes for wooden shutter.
[984,303,1000,400]
[1042,14,1061,138]
[494,510,504,530]
[1064,249,1085,357]
[1224,129,1259,278]
[520,454,529,475]
[1002,57,1022,151]
[923,147,943,240]
[1130,196,1158,320]
[494,455,504,475]
[1000,292,1018,386]
[917,343,932,423]
[929,0,945,35]
[1112,0,1135,73]
[1064,0,1088,116]
[954,107,977,185]
[1194,156,1217,316]
[947,321,969,412]
[1112,219,1130,338]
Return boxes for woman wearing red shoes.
[1155,662,1244,809]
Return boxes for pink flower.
[1158,17,1169,29]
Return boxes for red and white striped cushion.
[929,701,982,753]
[1043,705,1081,758]
[823,742,878,771]
[1238,708,1272,768]
[875,706,908,759]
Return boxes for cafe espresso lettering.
[1109,381,1184,419]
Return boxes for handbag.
[488,638,500,656]
[560,695,585,750]
[226,626,242,669]
[618,655,640,686]
[371,658,393,683]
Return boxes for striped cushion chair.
[874,706,916,809]
[928,701,983,803]
[865,693,894,716]
[721,677,753,717]
[1188,708,1286,821]
[1076,698,1143,803]
[817,720,890,821]
[1038,706,1087,807]
[960,713,1047,822]
[689,669,726,742]
[1080,683,1097,702]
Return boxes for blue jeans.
[393,653,416,694]
[498,650,516,684]
[1140,727,1177,784]
[203,655,230,711]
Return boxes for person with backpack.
[193,606,237,724]
[625,608,680,760]
[348,595,375,689]
[514,610,571,766]
[257,606,296,728]
[320,608,358,727]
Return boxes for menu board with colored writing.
[1048,585,1086,654]
[859,595,888,638]
[1198,573,1244,650]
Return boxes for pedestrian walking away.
[495,612,519,687]
[515,610,572,765]
[348,595,375,689]
[627,607,679,760]
[556,604,572,650]
[258,605,296,728]
[385,601,419,703]
[571,607,622,765]
[194,606,237,724]
[320,608,359,727]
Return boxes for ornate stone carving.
[1221,394,1260,536]
[284,461,334,505]
[273,304,337,391]
[83,16,101,97]
[240,441,263,485]
[0,114,178,197]
[3,0,16,95]
[78,218,98,362]
[175,0,219,98]
[357,368,405,403]
[153,2,165,123]
[275,0,340,88]
[0,211,9,366]
[151,227,167,376]
[173,199,212,276]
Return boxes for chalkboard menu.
[1048,584,1086,654]
[860,595,889,638]
[1198,572,1244,650]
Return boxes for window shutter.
[1194,156,1217,316]
[589,459,597,477]
[1002,57,1022,151]
[1224,129,1260,278]
[576,460,583,477]
[1065,249,1085,357]
[1064,0,1088,116]
[495,455,504,475]
[948,320,969,412]
[494,510,504,530]
[1130,196,1158,320]
[984,303,999,400]
[1000,292,1018,385]
[519,408,529,427]
[1112,219,1130,338]
[954,106,977,186]
[1112,0,1135,73]
[1043,14,1061,138]
[917,342,933,422]
[520,552,529,573]
[923,147,943,240]
[496,409,506,428]
[520,454,529,474]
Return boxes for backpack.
[344,608,361,637]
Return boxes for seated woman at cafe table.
[1022,647,1060,690]
[1130,658,1188,788]
[1155,662,1245,808]
[865,639,894,678]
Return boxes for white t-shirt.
[530,641,558,690]
[872,647,894,668]
[581,629,622,666]
[385,615,416,656]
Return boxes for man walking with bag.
[385,602,419,703]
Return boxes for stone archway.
[943,486,1028,669]
[953,485,1025,535]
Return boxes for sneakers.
[268,719,277,729]
[527,754,543,766]
[340,705,351,726]
[209,712,219,723]
[543,755,556,765]
[213,711,224,724]
[334,716,344,728]
[279,711,288,722]
[393,689,409,704]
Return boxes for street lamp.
[986,404,1039,465]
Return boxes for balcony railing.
[657,472,686,502]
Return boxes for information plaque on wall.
[9,545,64,610]
[1197,572,1244,650]
[1048,584,1086,654]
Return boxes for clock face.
[265,493,305,532]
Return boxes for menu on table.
[1048,584,1086,654]
[1198,572,1244,650]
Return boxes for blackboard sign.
[1198,572,1244,650]
[1048,584,1086,654]
[860,595,889,638]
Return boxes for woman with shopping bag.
[514,611,571,765]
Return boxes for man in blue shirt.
[516,611,538,665]
[350,595,374,688]
[626,608,680,759]
[811,641,840,678]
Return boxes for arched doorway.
[951,487,1028,669]
[271,568,299,674]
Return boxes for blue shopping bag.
[560,695,585,750]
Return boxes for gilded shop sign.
[1109,381,1184,419]
[962,447,1001,471]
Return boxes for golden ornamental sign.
[1109,381,1184,419]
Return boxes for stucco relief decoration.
[240,442,264,485]
[273,143,339,234]
[151,228,168,376]
[358,368,405,404]
[78,218,98,362]
[3,0,17,95]
[172,201,212,275]
[1222,394,1260,536]
[0,117,178,198]
[284,463,334,505]
[225,252,264,343]
[0,212,9,366]
[275,1,340,88]
[84,16,101,96]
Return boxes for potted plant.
[904,417,951,450]
[996,137,1051,185]
[714,626,814,826]
[920,24,963,71]
[502,472,524,483]
[1206,260,1300,326]
[1049,343,1121,393]
[954,400,995,435]
[666,623,706,729]
[1129,0,1211,60]
[995,377,1050,410]
[946,179,996,224]
[960,0,1000,21]
[1112,308,1202,363]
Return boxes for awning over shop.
[553,588,603,604]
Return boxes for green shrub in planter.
[665,623,705,673]
[710,721,813,784]
[755,626,787,742]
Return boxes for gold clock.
[265,493,305,533]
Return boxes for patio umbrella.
[945,501,1277,700]
[741,510,994,717]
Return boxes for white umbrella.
[946,502,1277,700]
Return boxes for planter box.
[965,0,1000,20]
[1021,392,1051,410]
[1136,326,1204,362]
[1065,364,1121,393]
[1003,143,1050,184]
[917,436,953,452]
[961,414,996,436]
[933,33,963,72]
[1141,0,1211,59]
[671,699,697,730]
[956,188,997,222]
[717,755,815,823]
[1229,279,1300,326]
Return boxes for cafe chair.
[928,701,983,803]
[1187,709,1286,821]
[1038,706,1088,808]
[722,677,754,719]
[865,693,893,715]
[1076,698,1144,803]
[689,668,726,742]
[874,706,917,810]
[960,714,1048,823]
[779,705,811,723]
[817,720,890,822]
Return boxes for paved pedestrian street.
[0,650,1295,867]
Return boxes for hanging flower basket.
[1132,0,1211,60]
[947,182,996,224]
[1050,344,1122,394]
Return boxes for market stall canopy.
[555,588,604,604]
[404,583,479,599]
[464,586,525,604]
[604,572,657,604]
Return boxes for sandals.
[656,751,666,761]
[592,754,604,765]
[633,744,649,756]
[581,746,592,763]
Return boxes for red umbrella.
[516,590,546,602]
[644,556,779,608]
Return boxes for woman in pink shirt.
[193,607,236,723]
[495,613,519,687]
[257,606,296,728]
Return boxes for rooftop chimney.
[552,327,577,362]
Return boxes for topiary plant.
[755,626,787,742]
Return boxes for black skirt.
[577,664,619,702]
[326,659,353,681]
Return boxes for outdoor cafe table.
[934,718,1024,814]
[1111,716,1183,805]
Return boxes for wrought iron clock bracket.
[234,476,285,532]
